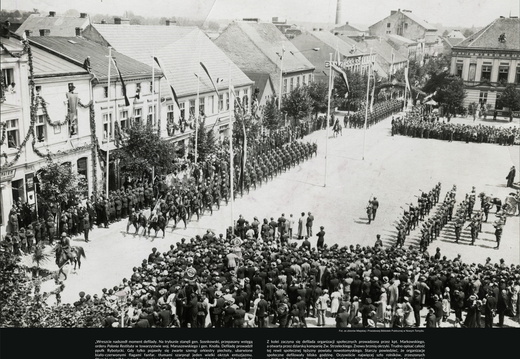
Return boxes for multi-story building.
[450,16,520,110]
[83,20,253,144]
[369,9,438,57]
[290,29,374,83]
[214,19,315,106]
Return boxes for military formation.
[345,99,403,129]
[391,110,519,145]
[393,183,442,249]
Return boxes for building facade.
[450,17,520,110]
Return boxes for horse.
[332,120,342,137]
[478,192,502,212]
[55,245,86,281]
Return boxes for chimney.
[335,0,343,25]
[272,17,279,23]
[25,30,32,37]
[49,11,56,17]
[80,13,87,18]
[75,27,81,36]
[165,19,176,26]
[114,17,121,24]
[334,32,339,35]
[101,19,106,24]
[313,28,317,31]
[319,28,323,31]
[391,10,397,15]
[345,21,349,25]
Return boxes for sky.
[2,0,520,28]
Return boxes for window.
[166,104,174,122]
[179,102,185,119]
[103,113,113,140]
[386,30,391,34]
[35,114,46,142]
[77,157,88,197]
[147,105,156,126]
[149,81,154,94]
[6,119,19,148]
[480,64,492,81]
[199,97,205,117]
[516,66,520,84]
[103,86,108,98]
[290,78,294,92]
[283,79,287,93]
[2,68,14,89]
[225,93,229,111]
[135,83,141,99]
[208,96,214,115]
[219,94,224,112]
[302,75,306,86]
[120,110,129,130]
[166,104,175,136]
[133,108,142,125]
[478,91,488,105]
[189,100,196,117]
[498,65,509,83]
[242,89,249,112]
[296,76,300,88]
[456,63,463,77]
[404,23,408,29]
[387,23,391,28]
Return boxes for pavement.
[20,113,520,327]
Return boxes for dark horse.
[55,245,86,280]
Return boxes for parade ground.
[23,113,520,311]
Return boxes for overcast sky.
[3,0,519,27]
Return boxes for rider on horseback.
[58,232,74,264]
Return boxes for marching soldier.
[493,220,503,249]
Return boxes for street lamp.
[276,47,320,110]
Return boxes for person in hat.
[463,295,479,328]
[316,226,325,250]
[371,197,379,220]
[506,165,516,188]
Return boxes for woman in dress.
[330,289,342,318]
[375,287,388,325]
[463,295,478,328]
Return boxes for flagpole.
[228,64,234,233]
[324,52,332,187]
[195,73,199,165]
[106,46,112,196]
[403,59,409,112]
[278,45,284,110]
[152,47,155,131]
[362,48,372,161]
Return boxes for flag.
[404,66,411,93]
[240,118,247,191]
[110,57,130,107]
[154,56,180,108]
[331,63,350,94]
[200,62,222,98]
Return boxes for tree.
[189,118,217,163]
[261,97,282,131]
[498,84,520,115]
[114,122,177,182]
[307,81,328,118]
[433,76,466,117]
[37,160,85,209]
[281,86,312,126]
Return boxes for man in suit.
[306,212,314,237]
[506,165,516,187]
[484,291,497,328]
[254,294,269,328]
[371,197,380,220]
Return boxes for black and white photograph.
[1,0,519,357]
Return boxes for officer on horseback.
[57,232,73,264]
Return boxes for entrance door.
[11,178,24,203]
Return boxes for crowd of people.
[56,211,520,329]
[391,109,519,145]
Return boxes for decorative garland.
[35,95,69,127]
[0,122,6,146]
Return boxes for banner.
[154,56,180,108]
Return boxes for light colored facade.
[84,23,253,146]
[450,17,520,109]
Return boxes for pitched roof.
[216,21,315,74]
[15,14,90,37]
[31,42,88,77]
[455,17,520,51]
[89,24,252,97]
[442,37,464,48]
[333,22,364,33]
[399,11,437,31]
[310,30,368,57]
[244,72,275,102]
[28,36,157,81]
[386,34,417,45]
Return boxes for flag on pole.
[331,63,350,96]
[200,62,223,98]
[404,66,411,93]
[154,56,180,108]
[110,57,130,107]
